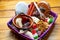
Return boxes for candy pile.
[13,1,54,40]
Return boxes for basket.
[7,2,58,40]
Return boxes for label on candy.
[31,16,40,24]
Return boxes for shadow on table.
[9,31,26,40]
[9,23,56,40]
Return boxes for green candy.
[49,18,53,23]
[34,35,38,39]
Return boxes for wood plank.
[0,18,11,30]
[0,11,15,17]
[0,30,19,40]
[0,0,60,10]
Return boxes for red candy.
[44,19,47,22]
[32,24,37,29]
[32,29,36,34]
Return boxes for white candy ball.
[25,31,34,39]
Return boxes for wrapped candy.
[15,2,28,15]
[25,31,34,39]
[32,24,39,32]
[31,16,40,24]
[16,18,23,28]
[32,24,37,29]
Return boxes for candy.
[33,33,38,39]
[15,2,28,15]
[32,29,38,39]
[19,30,25,34]
[31,16,40,24]
[32,24,37,29]
[43,22,49,28]
[34,28,39,32]
[38,26,44,31]
[45,18,53,23]
[32,29,36,34]
[49,18,53,23]
[16,18,23,28]
[25,31,34,39]
[37,20,49,31]
[32,24,39,32]
[37,20,45,28]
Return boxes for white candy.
[47,18,50,23]
[34,28,38,31]
[15,2,28,15]
[19,30,25,34]
[16,18,23,28]
[46,17,50,23]
[31,16,40,24]
[25,31,34,39]
[33,33,38,37]
[32,33,38,40]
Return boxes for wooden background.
[0,0,60,40]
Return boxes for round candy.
[33,33,38,39]
[45,18,53,23]
[34,35,38,39]
[49,18,53,23]
[32,24,37,29]
[32,29,36,34]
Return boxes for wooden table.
[0,0,60,40]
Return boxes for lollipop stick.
[34,2,46,18]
